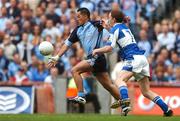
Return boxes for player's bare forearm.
[57,44,69,57]
[93,46,113,56]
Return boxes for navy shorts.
[86,54,108,74]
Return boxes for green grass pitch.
[0,114,179,121]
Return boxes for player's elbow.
[106,46,113,52]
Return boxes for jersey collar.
[113,22,123,27]
[81,21,90,27]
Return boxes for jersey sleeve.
[108,29,119,48]
[64,27,80,47]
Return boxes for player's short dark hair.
[77,7,90,19]
[111,10,125,23]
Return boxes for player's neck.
[81,20,89,26]
[113,22,122,26]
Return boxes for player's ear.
[84,14,89,20]
[113,18,116,23]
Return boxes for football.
[39,41,54,56]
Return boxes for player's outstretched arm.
[48,44,69,68]
[92,45,113,56]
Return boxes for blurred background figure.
[0,34,17,60]
[31,61,49,82]
[8,53,21,78]
[9,61,29,85]
[157,20,176,50]
[175,67,180,82]
[0,7,9,32]
[44,67,58,84]
[9,23,21,45]
[138,29,151,57]
[0,46,9,81]
[17,32,33,64]
[41,19,60,44]
[153,66,168,82]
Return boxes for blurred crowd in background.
[0,0,179,86]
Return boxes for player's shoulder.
[110,23,128,33]
[89,20,101,26]
[89,20,104,32]
[71,26,81,34]
[109,24,119,33]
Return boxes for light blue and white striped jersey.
[108,23,145,60]
[65,21,109,56]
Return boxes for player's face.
[108,13,115,27]
[77,12,87,25]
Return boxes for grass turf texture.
[0,114,179,121]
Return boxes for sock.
[119,86,129,100]
[78,92,85,97]
[153,96,168,113]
